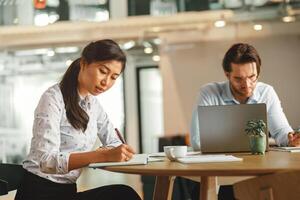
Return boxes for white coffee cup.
[164,145,187,161]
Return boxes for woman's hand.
[68,145,135,171]
[96,144,136,162]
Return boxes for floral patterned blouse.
[23,84,121,183]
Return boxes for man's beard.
[230,84,254,99]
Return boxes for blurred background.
[0,0,299,199]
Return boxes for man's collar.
[247,83,259,103]
[221,81,259,104]
[221,81,236,103]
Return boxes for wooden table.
[103,151,300,200]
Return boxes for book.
[270,147,300,153]
[89,154,148,168]
[176,155,243,164]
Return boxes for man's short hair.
[222,43,261,75]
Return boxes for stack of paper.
[149,151,201,157]
[177,155,243,164]
[270,147,300,153]
[149,152,242,163]
[89,154,148,168]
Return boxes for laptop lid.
[198,104,268,153]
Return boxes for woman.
[15,39,141,200]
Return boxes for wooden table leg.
[153,176,175,200]
[200,176,217,200]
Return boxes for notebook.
[89,154,148,168]
[198,104,268,153]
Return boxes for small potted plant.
[245,119,267,154]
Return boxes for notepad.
[270,147,300,153]
[89,154,148,168]
[149,151,201,157]
[176,155,243,163]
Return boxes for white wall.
[159,21,300,136]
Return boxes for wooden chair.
[0,163,24,196]
[233,171,300,200]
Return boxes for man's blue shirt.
[190,81,292,150]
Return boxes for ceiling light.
[282,15,296,23]
[280,0,296,23]
[144,47,153,54]
[47,50,55,57]
[153,38,162,45]
[152,55,160,62]
[122,41,135,50]
[253,24,263,31]
[142,41,154,54]
[214,20,226,28]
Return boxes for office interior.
[0,0,299,199]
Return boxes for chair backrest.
[0,164,24,195]
[233,171,300,200]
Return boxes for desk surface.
[102,151,300,200]
[104,151,300,176]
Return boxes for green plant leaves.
[245,119,266,137]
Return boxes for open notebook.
[89,154,148,168]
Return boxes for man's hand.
[288,132,300,147]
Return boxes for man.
[187,43,300,200]
[190,43,300,151]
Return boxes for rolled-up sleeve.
[267,87,293,146]
[32,91,70,174]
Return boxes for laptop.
[198,104,268,153]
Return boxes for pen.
[115,128,126,144]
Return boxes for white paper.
[176,155,243,163]
[149,151,202,157]
[148,157,164,162]
[270,147,300,153]
[89,154,148,168]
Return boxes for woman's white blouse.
[23,84,122,184]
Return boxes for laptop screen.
[197,104,268,153]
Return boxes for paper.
[149,151,201,157]
[270,147,300,153]
[176,155,243,163]
[148,157,164,162]
[89,154,148,168]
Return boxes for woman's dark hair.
[59,39,126,132]
[222,43,261,75]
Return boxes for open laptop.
[198,104,268,153]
